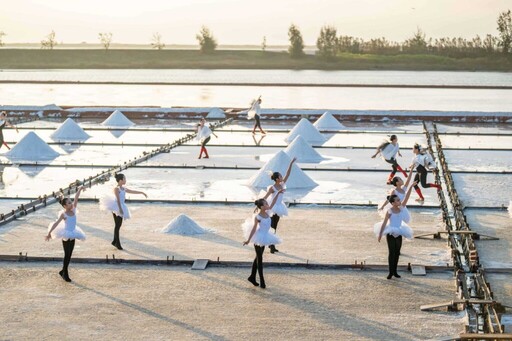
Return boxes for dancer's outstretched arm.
[282,157,297,184]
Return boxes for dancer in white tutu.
[45,186,86,282]
[375,181,417,279]
[248,96,266,135]
[508,201,512,219]
[243,189,285,289]
[262,157,296,253]
[378,167,414,218]
[100,173,147,250]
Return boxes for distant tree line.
[0,10,510,58]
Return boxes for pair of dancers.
[373,135,441,278]
[242,157,296,288]
[46,173,147,282]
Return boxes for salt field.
[1,71,511,339]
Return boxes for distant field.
[0,49,511,71]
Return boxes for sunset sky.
[1,0,510,45]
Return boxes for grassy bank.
[0,49,511,71]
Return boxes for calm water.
[1,69,512,86]
[0,70,511,111]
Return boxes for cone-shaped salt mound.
[248,150,317,189]
[284,118,326,145]
[161,214,210,235]
[313,112,344,130]
[5,132,59,161]
[284,135,324,163]
[206,108,226,119]
[101,110,135,127]
[50,118,91,142]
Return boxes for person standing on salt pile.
[378,167,415,218]
[375,181,417,279]
[45,186,87,282]
[196,117,218,159]
[0,111,19,150]
[248,96,266,135]
[100,173,147,250]
[262,157,296,253]
[371,135,408,185]
[243,188,286,289]
[410,143,441,202]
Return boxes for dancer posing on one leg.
[247,96,266,135]
[46,186,86,282]
[410,143,441,202]
[263,157,296,253]
[371,134,408,185]
[100,173,147,250]
[243,189,285,289]
[197,118,218,159]
[375,181,417,279]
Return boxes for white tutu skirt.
[373,222,413,240]
[272,202,288,217]
[99,195,131,219]
[378,205,411,222]
[242,217,282,246]
[47,221,86,241]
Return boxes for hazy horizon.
[1,0,510,45]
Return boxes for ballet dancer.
[243,189,285,289]
[262,157,296,253]
[248,97,266,135]
[100,173,147,250]
[0,111,19,150]
[375,181,417,279]
[410,143,441,202]
[197,118,218,159]
[371,134,408,185]
[378,167,415,217]
[45,186,87,282]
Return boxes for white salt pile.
[161,214,211,235]
[284,118,326,145]
[248,150,317,189]
[313,111,345,130]
[206,108,226,119]
[101,110,135,127]
[5,132,59,161]
[50,118,91,142]
[284,135,324,163]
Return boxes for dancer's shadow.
[72,282,227,341]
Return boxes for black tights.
[269,214,280,250]
[386,235,402,275]
[250,245,265,285]
[414,165,438,189]
[112,213,123,246]
[62,239,75,273]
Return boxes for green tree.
[261,36,267,52]
[98,33,113,50]
[403,28,430,54]
[0,31,5,47]
[151,32,165,50]
[497,9,512,53]
[196,26,217,54]
[316,25,338,59]
[41,30,57,49]
[288,24,305,58]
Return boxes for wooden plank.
[420,301,454,311]
[191,259,209,270]
[412,265,426,276]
